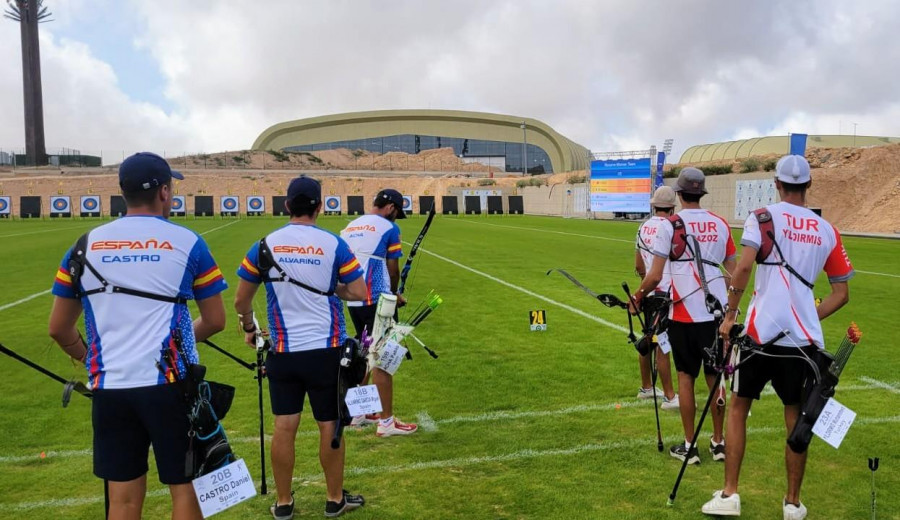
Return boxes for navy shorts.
[92,384,192,485]
[668,320,719,379]
[732,345,818,405]
[266,348,340,421]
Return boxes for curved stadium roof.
[252,109,590,173]
[680,135,900,163]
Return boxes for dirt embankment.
[679,143,900,234]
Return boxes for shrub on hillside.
[763,159,777,171]
[515,177,546,188]
[664,166,682,179]
[566,173,587,184]
[740,157,762,173]
[478,179,496,186]
[698,164,733,176]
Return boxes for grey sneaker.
[669,444,700,465]
[636,387,659,399]
[661,394,680,410]
[270,492,295,520]
[325,490,365,518]
[710,438,726,462]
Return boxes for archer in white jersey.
[739,201,853,348]
[340,213,403,307]
[637,216,673,295]
[52,216,227,389]
[48,152,227,514]
[706,155,853,519]
[233,176,368,514]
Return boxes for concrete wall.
[520,171,779,224]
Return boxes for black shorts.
[668,320,719,379]
[348,304,377,341]
[732,345,818,405]
[266,348,340,421]
[92,384,192,485]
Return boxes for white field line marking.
[5,381,889,465]
[405,243,628,333]
[859,376,900,394]
[0,289,51,312]
[199,219,240,235]
[16,414,900,511]
[855,270,900,279]
[286,414,900,484]
[0,219,238,313]
[416,411,439,432]
[455,219,634,244]
[0,224,96,239]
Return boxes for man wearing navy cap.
[340,189,419,438]
[235,176,368,519]
[48,152,227,519]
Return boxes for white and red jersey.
[651,209,736,323]
[637,216,672,294]
[741,202,854,348]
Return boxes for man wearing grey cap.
[630,167,736,466]
[702,155,853,519]
[634,186,679,410]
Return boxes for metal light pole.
[520,121,527,175]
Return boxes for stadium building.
[252,109,589,174]
[680,134,900,163]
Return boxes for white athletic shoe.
[350,414,380,428]
[701,490,741,516]
[636,387,660,399]
[661,394,680,410]
[376,418,418,437]
[783,499,807,520]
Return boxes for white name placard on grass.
[346,385,383,417]
[812,398,856,449]
[192,459,256,518]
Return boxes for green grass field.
[0,215,897,519]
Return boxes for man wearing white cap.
[634,186,679,410]
[702,155,853,519]
[630,167,736,466]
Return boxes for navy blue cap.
[119,152,184,191]
[375,189,407,219]
[287,176,321,205]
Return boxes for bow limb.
[546,268,604,300]
[397,202,436,297]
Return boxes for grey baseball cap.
[775,155,811,184]
[649,185,676,208]
[674,167,707,195]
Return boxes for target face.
[0,198,8,212]
[52,197,70,211]
[402,196,412,210]
[223,198,237,210]
[83,198,98,210]
[326,197,340,210]
[248,197,263,210]
[172,197,184,210]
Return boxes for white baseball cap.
[775,155,811,184]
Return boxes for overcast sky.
[2,0,899,162]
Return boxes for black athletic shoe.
[325,490,365,518]
[710,439,726,462]
[669,444,700,465]
[270,491,295,520]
